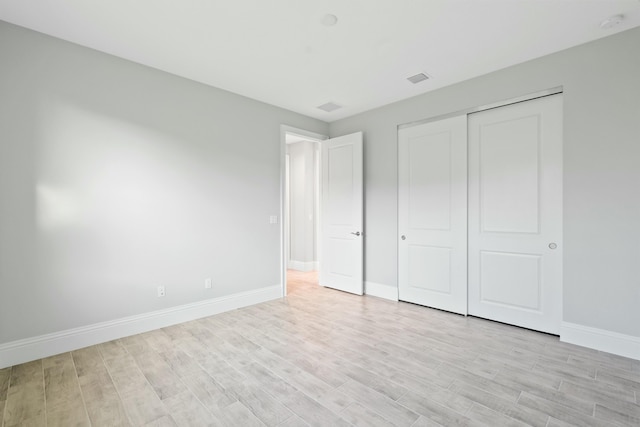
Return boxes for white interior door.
[320,132,363,295]
[398,115,468,314]
[468,94,563,334]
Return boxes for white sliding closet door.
[398,115,468,314]
[468,94,563,334]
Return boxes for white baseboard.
[0,285,281,369]
[365,281,398,301]
[561,322,640,361]
[288,260,318,272]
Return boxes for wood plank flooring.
[1,270,639,426]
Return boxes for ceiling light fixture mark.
[600,14,624,30]
[317,102,342,112]
[407,73,430,84]
[322,14,338,27]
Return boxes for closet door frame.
[397,87,563,332]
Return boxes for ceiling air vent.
[317,102,342,112]
[407,72,430,84]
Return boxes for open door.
[319,132,363,295]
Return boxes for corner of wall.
[561,322,640,361]
[365,281,399,301]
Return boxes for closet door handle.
[401,235,406,240]
[351,231,361,236]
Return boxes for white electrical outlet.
[205,278,212,289]
[157,285,165,297]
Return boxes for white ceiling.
[1,1,639,122]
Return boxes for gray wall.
[0,21,328,344]
[287,141,317,268]
[330,27,640,338]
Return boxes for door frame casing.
[280,125,328,297]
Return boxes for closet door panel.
[398,115,467,315]
[468,94,563,334]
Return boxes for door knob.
[548,242,557,249]
[351,231,361,236]
[401,235,406,240]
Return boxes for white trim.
[288,260,318,272]
[398,87,563,130]
[0,285,281,369]
[365,281,399,301]
[561,322,640,361]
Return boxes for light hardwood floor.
[1,270,639,426]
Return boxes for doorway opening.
[280,126,326,296]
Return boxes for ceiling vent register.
[317,102,342,112]
[407,73,430,84]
